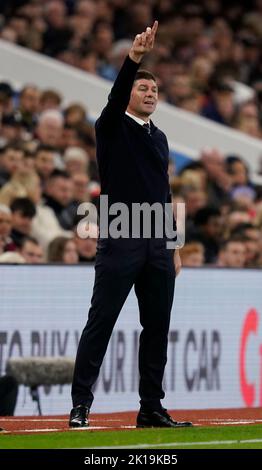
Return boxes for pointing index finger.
[151,20,158,37]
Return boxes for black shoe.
[137,408,193,428]
[69,405,89,428]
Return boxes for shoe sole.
[69,423,89,428]
[136,423,193,428]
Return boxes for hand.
[129,21,158,63]
[174,250,182,276]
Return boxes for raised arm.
[97,21,158,127]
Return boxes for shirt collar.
[125,111,150,127]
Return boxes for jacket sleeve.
[96,56,140,129]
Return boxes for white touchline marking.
[1,425,137,434]
[198,419,262,422]
[0,419,67,422]
[209,421,258,425]
[0,418,123,423]
[79,438,262,449]
[2,429,61,434]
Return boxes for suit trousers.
[71,237,176,410]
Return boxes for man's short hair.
[48,169,71,181]
[20,235,40,248]
[194,207,221,226]
[10,197,36,218]
[219,235,248,251]
[134,70,157,83]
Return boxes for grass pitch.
[0,425,262,449]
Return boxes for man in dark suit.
[69,22,192,428]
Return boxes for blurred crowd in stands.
[0,0,261,136]
[0,0,262,268]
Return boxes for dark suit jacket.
[95,56,171,208]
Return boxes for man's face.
[20,240,44,264]
[12,211,33,235]
[223,242,246,268]
[75,236,97,259]
[72,173,89,201]
[127,79,158,118]
[1,148,24,174]
[20,87,40,114]
[214,91,234,120]
[185,190,207,216]
[35,150,55,178]
[205,216,223,240]
[37,119,63,146]
[47,176,73,206]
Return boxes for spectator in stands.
[72,173,90,202]
[35,144,56,188]
[36,110,64,148]
[0,204,15,252]
[43,169,74,229]
[225,155,250,188]
[8,14,30,48]
[0,165,71,251]
[231,222,261,267]
[23,148,36,173]
[0,0,261,141]
[39,89,62,112]
[201,79,235,126]
[0,112,27,145]
[167,73,193,107]
[60,124,82,150]
[42,0,73,57]
[0,178,26,207]
[10,197,36,248]
[180,242,205,267]
[59,172,90,230]
[230,185,256,212]
[19,235,44,264]
[233,100,261,138]
[0,142,25,188]
[0,170,42,207]
[18,85,40,132]
[64,103,87,128]
[1,110,28,146]
[183,184,207,209]
[0,81,14,117]
[63,147,89,176]
[216,237,247,268]
[0,1,261,270]
[47,236,78,264]
[74,219,98,263]
[0,25,18,43]
[176,91,203,114]
[226,208,252,233]
[200,148,232,206]
[182,186,208,239]
[179,161,208,191]
[191,56,214,94]
[189,207,224,263]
